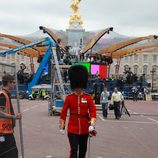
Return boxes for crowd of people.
[29,88,50,100]
[99,86,124,120]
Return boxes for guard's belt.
[70,113,89,119]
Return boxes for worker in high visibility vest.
[0,74,22,158]
[41,89,46,100]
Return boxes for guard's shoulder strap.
[0,90,6,96]
[0,90,8,97]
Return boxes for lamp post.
[150,68,156,92]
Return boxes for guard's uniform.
[60,92,96,158]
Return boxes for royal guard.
[59,65,97,158]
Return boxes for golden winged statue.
[71,0,81,15]
[69,0,83,28]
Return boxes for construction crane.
[0,37,70,116]
[0,37,55,91]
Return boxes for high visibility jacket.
[0,90,13,134]
[42,90,46,97]
[60,93,96,135]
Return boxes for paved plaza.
[13,99,158,158]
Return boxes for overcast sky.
[0,0,157,37]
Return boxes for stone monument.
[66,0,85,56]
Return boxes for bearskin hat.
[68,65,88,89]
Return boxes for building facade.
[0,54,39,80]
[110,52,158,89]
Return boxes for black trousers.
[0,134,18,158]
[68,133,89,158]
[114,101,121,119]
[133,93,137,101]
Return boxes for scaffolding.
[48,48,71,116]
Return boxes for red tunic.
[60,93,96,135]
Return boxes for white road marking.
[98,115,105,121]
[98,115,158,124]
[45,156,52,158]
[140,115,145,118]
[22,108,30,112]
[148,117,158,123]
[98,115,107,121]
[22,105,39,113]
[29,105,38,109]
[133,112,138,114]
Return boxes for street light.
[150,68,156,92]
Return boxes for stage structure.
[0,0,158,87]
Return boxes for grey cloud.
[0,0,157,36]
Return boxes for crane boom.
[0,37,56,92]
[0,37,52,57]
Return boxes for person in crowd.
[31,89,36,99]
[131,86,138,101]
[142,87,149,100]
[59,65,96,158]
[111,87,124,120]
[100,87,109,119]
[41,89,47,100]
[93,82,98,96]
[94,92,100,104]
[95,71,99,79]
[63,70,68,83]
[0,74,22,158]
[56,38,62,61]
